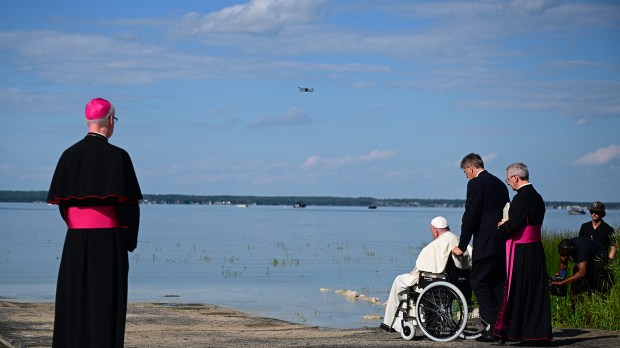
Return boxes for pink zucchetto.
[85,98,115,120]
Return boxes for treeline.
[2,190,618,209]
[140,195,465,208]
[0,190,48,202]
[0,191,464,207]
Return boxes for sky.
[1,0,619,202]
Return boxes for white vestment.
[382,231,473,332]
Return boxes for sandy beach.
[1,300,619,348]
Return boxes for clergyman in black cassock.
[494,162,552,343]
[48,98,142,348]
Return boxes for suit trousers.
[470,254,505,325]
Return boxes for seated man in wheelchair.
[380,216,473,333]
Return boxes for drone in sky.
[298,87,314,92]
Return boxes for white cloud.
[450,152,499,168]
[352,81,372,89]
[1,1,619,132]
[482,153,498,163]
[0,30,218,85]
[575,117,590,127]
[0,87,81,115]
[301,150,398,170]
[2,1,618,122]
[301,156,321,170]
[548,60,617,70]
[0,26,391,87]
[178,0,325,35]
[361,150,399,161]
[510,0,562,15]
[248,107,312,128]
[574,145,620,166]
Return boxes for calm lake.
[1,202,618,329]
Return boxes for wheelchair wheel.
[415,281,468,342]
[400,321,415,341]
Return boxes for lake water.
[1,202,618,329]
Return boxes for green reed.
[542,229,620,331]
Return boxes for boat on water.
[368,204,377,209]
[236,204,248,208]
[568,206,586,215]
[293,202,306,208]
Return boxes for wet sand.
[1,300,619,348]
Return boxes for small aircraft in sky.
[298,87,314,92]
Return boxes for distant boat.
[568,206,585,215]
[236,204,248,208]
[368,204,377,209]
[293,202,306,208]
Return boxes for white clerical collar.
[88,131,108,138]
[516,182,532,190]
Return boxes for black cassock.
[494,184,552,342]
[48,133,142,348]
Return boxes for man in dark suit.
[452,153,509,333]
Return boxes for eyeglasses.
[505,175,517,185]
[110,115,118,122]
[590,210,601,215]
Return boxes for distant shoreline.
[1,190,619,210]
[0,190,617,210]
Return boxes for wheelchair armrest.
[418,271,448,289]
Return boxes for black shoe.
[476,329,491,341]
[379,323,396,332]
[476,328,505,345]
[476,334,496,343]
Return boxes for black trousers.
[470,254,506,325]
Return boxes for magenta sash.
[66,206,119,229]
[504,225,542,301]
[494,225,542,333]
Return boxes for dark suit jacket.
[459,170,510,262]
[498,184,545,239]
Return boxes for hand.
[549,273,565,286]
[451,246,463,256]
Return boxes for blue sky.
[1,0,619,202]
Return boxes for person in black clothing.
[493,162,551,343]
[452,153,509,333]
[48,98,142,348]
[550,237,614,298]
[579,201,616,261]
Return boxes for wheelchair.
[388,257,487,342]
